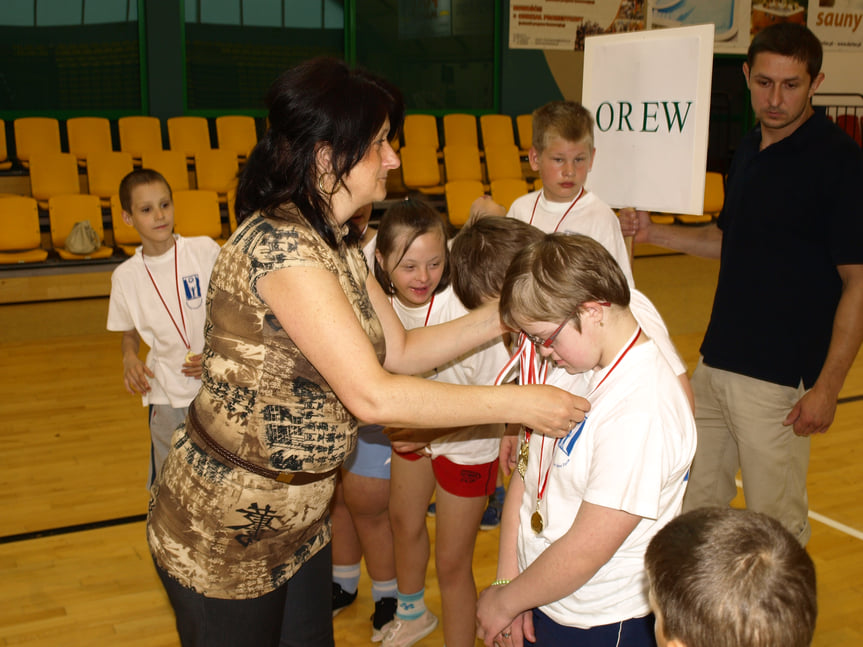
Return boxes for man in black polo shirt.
[621,22,863,545]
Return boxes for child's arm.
[120,330,153,395]
[477,473,533,646]
[478,501,641,643]
[181,353,204,380]
[499,423,521,476]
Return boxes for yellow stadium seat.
[444,180,485,227]
[194,149,239,203]
[109,194,141,256]
[0,196,48,264]
[490,178,529,211]
[118,116,163,164]
[403,114,440,152]
[484,144,524,183]
[443,144,485,186]
[141,150,190,191]
[480,114,515,149]
[215,115,257,162]
[29,152,81,210]
[0,120,13,170]
[167,116,211,162]
[172,189,225,244]
[66,117,113,168]
[516,114,533,156]
[14,117,61,168]
[399,145,444,195]
[442,113,478,149]
[48,194,114,260]
[676,171,724,224]
[87,151,134,207]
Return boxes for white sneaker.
[381,610,439,647]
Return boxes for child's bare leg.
[342,470,395,582]
[331,474,363,567]
[434,486,486,647]
[389,452,436,595]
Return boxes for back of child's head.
[374,196,451,297]
[499,233,629,333]
[450,214,543,309]
[119,168,172,213]
[646,507,817,647]
[532,101,595,152]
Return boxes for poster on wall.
[509,0,646,51]
[582,24,714,214]
[808,0,863,50]
[647,0,753,53]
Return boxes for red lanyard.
[535,326,642,514]
[391,292,435,327]
[528,186,585,232]
[142,243,190,351]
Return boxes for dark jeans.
[530,609,656,647]
[155,543,334,647]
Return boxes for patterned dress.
[148,206,385,599]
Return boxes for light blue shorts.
[343,424,391,479]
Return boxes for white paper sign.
[582,24,714,214]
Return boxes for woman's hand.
[515,384,589,438]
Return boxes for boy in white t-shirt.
[107,169,220,486]
[507,100,633,286]
[471,233,696,647]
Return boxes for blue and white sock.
[396,588,426,620]
[333,562,361,594]
[372,577,398,602]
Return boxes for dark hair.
[450,214,543,309]
[646,507,817,647]
[748,23,823,81]
[374,197,451,296]
[119,168,171,212]
[235,57,404,248]
[499,233,629,333]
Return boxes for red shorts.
[395,451,499,498]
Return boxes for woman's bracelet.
[491,579,511,587]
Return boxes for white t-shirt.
[517,334,696,628]
[508,189,686,378]
[508,189,634,287]
[107,235,220,407]
[391,285,509,464]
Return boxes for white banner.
[582,24,714,214]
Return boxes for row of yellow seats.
[0,190,233,265]
[400,143,538,196]
[26,149,239,210]
[402,113,533,155]
[0,115,259,170]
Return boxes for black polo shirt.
[701,111,863,388]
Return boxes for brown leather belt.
[186,402,338,485]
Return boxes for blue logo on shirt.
[183,274,204,309]
[554,418,587,468]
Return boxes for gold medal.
[516,439,530,479]
[185,350,194,363]
[531,508,544,534]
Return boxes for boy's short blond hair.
[450,215,543,309]
[119,168,172,213]
[499,233,629,333]
[646,507,817,647]
[531,101,595,152]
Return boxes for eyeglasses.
[522,302,610,349]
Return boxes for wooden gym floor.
[1,247,861,646]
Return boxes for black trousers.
[155,543,334,647]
